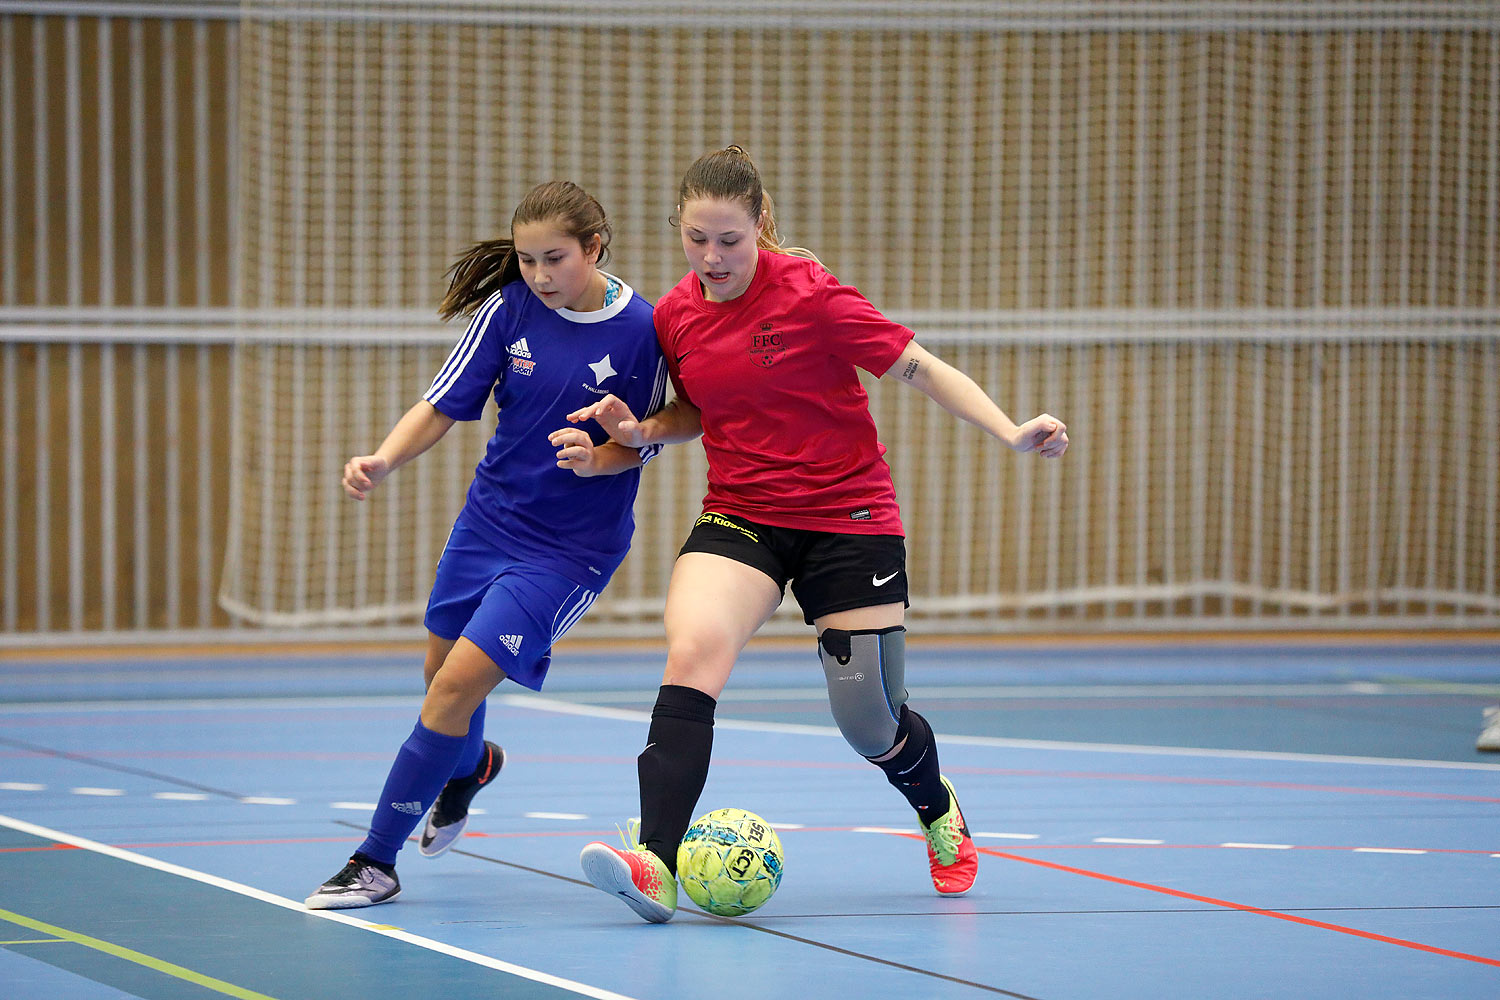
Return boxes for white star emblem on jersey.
[587,354,616,383]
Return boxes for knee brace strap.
[818,626,909,757]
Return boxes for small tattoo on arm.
[902,359,919,380]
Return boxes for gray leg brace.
[817,626,909,757]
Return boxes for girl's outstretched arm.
[889,339,1068,458]
[342,400,456,500]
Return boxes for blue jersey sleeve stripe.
[426,290,505,404]
[646,356,669,417]
[429,292,494,393]
[427,289,505,402]
[636,357,669,466]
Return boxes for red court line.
[0,750,392,761]
[968,842,1500,968]
[77,831,625,850]
[34,829,1500,857]
[0,843,80,854]
[996,843,1500,856]
[107,836,369,849]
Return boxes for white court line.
[3,690,1497,772]
[0,695,424,714]
[8,681,1500,712]
[501,693,1500,773]
[0,813,642,1000]
[532,681,1500,703]
[1221,842,1295,850]
[1353,847,1427,855]
[1093,837,1164,845]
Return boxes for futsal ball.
[676,807,784,917]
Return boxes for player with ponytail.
[573,147,1069,922]
[304,181,674,910]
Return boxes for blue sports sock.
[451,700,487,780]
[357,720,467,866]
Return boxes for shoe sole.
[418,813,467,858]
[579,843,674,924]
[304,887,400,910]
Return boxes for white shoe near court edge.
[1477,706,1500,752]
[304,855,400,909]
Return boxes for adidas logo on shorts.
[498,634,523,655]
[391,800,425,816]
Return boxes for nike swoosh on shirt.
[872,571,901,587]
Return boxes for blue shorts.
[424,520,600,691]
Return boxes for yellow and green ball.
[676,807,784,917]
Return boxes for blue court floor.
[1,637,1497,999]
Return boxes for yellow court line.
[2,938,66,945]
[0,907,282,1000]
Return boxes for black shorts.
[677,511,908,625]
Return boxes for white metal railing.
[5,320,1498,646]
[7,306,1500,342]
[8,2,1500,31]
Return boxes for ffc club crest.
[749,322,785,368]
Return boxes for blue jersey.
[423,276,666,588]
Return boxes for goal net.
[221,2,1500,634]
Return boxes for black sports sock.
[637,684,716,874]
[866,706,950,822]
[350,851,396,877]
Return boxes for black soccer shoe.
[418,741,505,857]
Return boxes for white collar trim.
[556,273,634,324]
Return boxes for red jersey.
[654,249,914,534]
